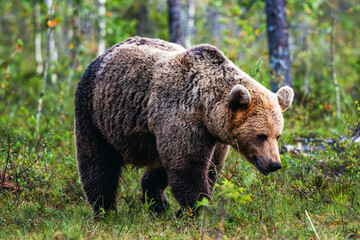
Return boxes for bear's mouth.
[254,156,269,176]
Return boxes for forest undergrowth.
[1,99,359,239]
[1,0,360,238]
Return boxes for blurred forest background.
[1,0,360,239]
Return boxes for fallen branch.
[281,128,360,156]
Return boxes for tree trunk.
[97,0,106,56]
[61,0,81,112]
[330,14,340,118]
[265,0,292,92]
[45,0,58,85]
[34,1,43,75]
[136,0,151,37]
[36,0,54,131]
[184,0,195,48]
[167,0,183,45]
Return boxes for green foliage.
[1,0,360,238]
[2,124,358,239]
[197,179,252,214]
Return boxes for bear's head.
[227,85,294,175]
[179,45,294,175]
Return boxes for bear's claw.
[150,203,167,213]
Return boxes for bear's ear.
[229,84,251,110]
[276,86,294,112]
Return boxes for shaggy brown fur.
[74,36,294,215]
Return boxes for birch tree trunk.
[97,0,106,56]
[36,0,54,131]
[167,0,183,45]
[265,0,292,92]
[34,1,43,75]
[63,0,72,57]
[301,19,311,95]
[184,0,195,48]
[46,0,58,84]
[330,14,340,118]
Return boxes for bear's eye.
[277,135,281,141]
[257,134,268,142]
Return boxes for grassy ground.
[1,108,359,239]
[1,1,360,237]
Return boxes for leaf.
[68,43,74,50]
[196,197,210,208]
[17,39,23,46]
[47,19,60,28]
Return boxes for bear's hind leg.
[141,167,169,213]
[76,129,123,215]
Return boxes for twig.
[209,159,222,185]
[298,187,318,210]
[350,121,360,138]
[305,210,321,240]
[0,129,11,191]
[0,49,19,68]
[234,172,274,221]
[249,195,273,221]
[17,133,52,176]
[278,171,287,204]
[237,0,257,19]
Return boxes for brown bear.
[74,36,294,216]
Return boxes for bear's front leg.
[155,119,216,215]
[208,143,229,193]
[167,158,211,216]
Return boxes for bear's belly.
[119,133,162,169]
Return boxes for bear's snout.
[254,156,282,175]
[268,163,282,172]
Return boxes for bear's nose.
[268,163,282,172]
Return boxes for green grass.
[1,4,359,236]
[1,116,359,239]
[1,50,359,238]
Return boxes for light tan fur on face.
[226,85,288,173]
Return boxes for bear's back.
[123,36,185,52]
[78,37,185,167]
[93,37,185,86]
